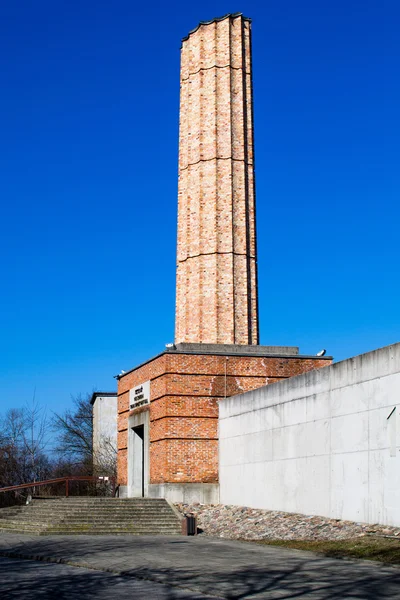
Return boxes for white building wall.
[92,395,118,462]
[219,343,400,526]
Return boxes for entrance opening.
[132,424,145,497]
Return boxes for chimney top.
[182,13,251,43]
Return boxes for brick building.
[116,14,331,502]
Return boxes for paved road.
[0,534,399,599]
[0,556,217,599]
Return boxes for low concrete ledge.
[148,483,219,505]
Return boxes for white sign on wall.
[129,380,150,411]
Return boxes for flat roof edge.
[90,391,117,405]
[116,350,332,382]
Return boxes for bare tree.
[0,390,117,495]
[93,433,117,478]
[52,393,93,474]
[23,394,50,483]
[0,398,51,488]
[0,408,24,486]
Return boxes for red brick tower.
[175,14,258,345]
[116,15,332,503]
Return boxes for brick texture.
[117,351,331,486]
[116,16,333,491]
[175,14,259,345]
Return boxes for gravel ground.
[175,503,400,541]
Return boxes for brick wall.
[117,16,333,492]
[117,351,331,487]
[175,14,259,345]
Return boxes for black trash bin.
[184,513,197,536]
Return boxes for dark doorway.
[132,425,145,497]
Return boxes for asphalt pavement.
[0,533,399,599]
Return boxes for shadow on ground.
[0,557,121,600]
[120,561,400,599]
[1,535,399,599]
[0,556,212,600]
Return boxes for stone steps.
[0,517,180,525]
[0,524,182,535]
[0,497,183,536]
[0,511,176,519]
[17,509,173,516]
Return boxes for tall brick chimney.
[175,14,259,346]
[116,16,333,504]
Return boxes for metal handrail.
[0,476,116,497]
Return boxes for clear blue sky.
[0,0,398,415]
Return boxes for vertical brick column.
[175,14,259,345]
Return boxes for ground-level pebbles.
[175,503,400,541]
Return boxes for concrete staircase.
[0,497,183,535]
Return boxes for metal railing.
[0,476,116,498]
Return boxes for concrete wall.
[148,483,219,504]
[93,394,118,468]
[219,343,400,527]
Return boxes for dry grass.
[252,537,400,565]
